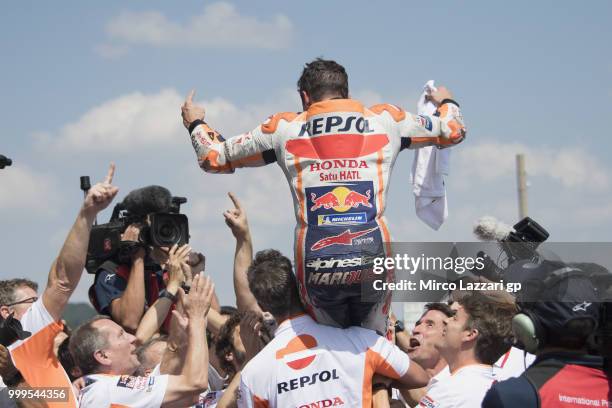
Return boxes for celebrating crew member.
[237,248,429,407]
[70,272,214,408]
[182,58,466,334]
[400,303,454,406]
[0,164,119,408]
[418,290,516,408]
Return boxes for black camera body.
[501,217,550,263]
[473,217,550,281]
[85,187,189,274]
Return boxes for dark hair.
[251,249,293,269]
[0,279,38,306]
[68,315,111,376]
[220,305,238,316]
[452,291,517,365]
[207,306,239,346]
[58,336,81,382]
[424,302,455,318]
[297,58,349,102]
[215,313,242,380]
[247,250,301,317]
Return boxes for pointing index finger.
[104,163,116,184]
[185,89,196,105]
[228,192,242,210]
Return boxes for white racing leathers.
[189,99,465,333]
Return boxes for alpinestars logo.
[310,227,378,251]
[572,302,592,312]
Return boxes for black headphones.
[511,266,589,353]
[512,307,544,353]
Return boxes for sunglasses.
[5,296,38,307]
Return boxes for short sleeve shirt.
[79,373,169,408]
[239,315,410,408]
[93,264,165,315]
[418,365,496,408]
[8,299,78,407]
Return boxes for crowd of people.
[0,59,609,407]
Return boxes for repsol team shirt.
[78,372,169,408]
[418,364,495,408]
[238,314,411,408]
[8,299,78,408]
[189,99,465,332]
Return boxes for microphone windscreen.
[122,185,172,216]
[473,216,513,242]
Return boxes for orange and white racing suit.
[189,99,465,334]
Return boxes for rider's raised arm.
[401,98,465,149]
[369,97,465,151]
[188,112,299,173]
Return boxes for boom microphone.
[121,185,172,216]
[473,216,513,242]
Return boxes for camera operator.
[0,163,118,408]
[89,187,205,333]
[482,261,609,407]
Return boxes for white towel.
[412,80,451,230]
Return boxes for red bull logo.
[310,186,372,212]
[276,334,319,370]
[311,227,379,251]
[310,192,340,210]
[344,190,371,208]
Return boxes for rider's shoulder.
[367,103,406,122]
[261,112,301,134]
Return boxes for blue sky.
[1,1,611,308]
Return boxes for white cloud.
[0,165,62,215]
[454,142,609,191]
[39,88,184,153]
[38,88,300,154]
[100,2,293,55]
[38,86,416,154]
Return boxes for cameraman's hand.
[166,244,191,293]
[121,224,140,242]
[121,224,145,261]
[181,89,206,130]
[224,192,250,240]
[83,163,119,218]
[182,273,214,321]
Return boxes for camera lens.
[149,213,189,247]
[159,222,178,242]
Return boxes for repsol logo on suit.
[277,369,340,394]
[299,116,374,136]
